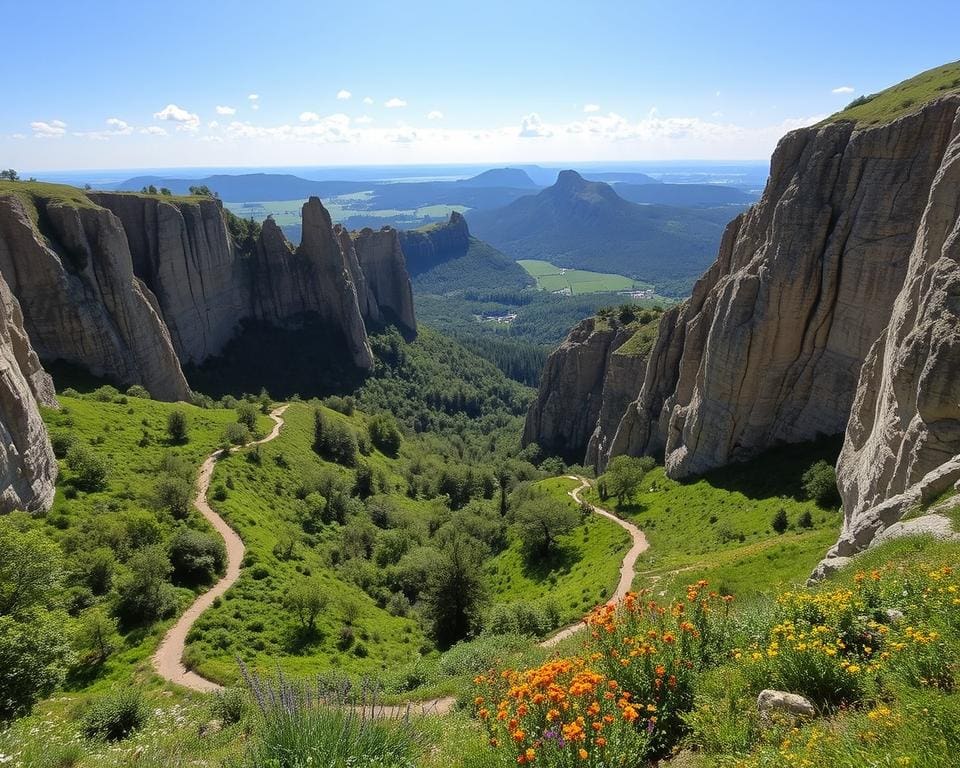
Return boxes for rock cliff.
[0,191,191,401]
[530,90,960,568]
[352,226,417,335]
[0,271,57,513]
[398,211,470,275]
[252,198,374,369]
[604,96,960,480]
[523,310,659,465]
[0,188,419,400]
[89,192,247,364]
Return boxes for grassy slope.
[0,180,203,218]
[487,477,631,622]
[517,259,647,295]
[825,59,960,126]
[39,394,272,689]
[586,441,844,600]
[187,402,430,684]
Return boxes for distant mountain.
[455,168,539,189]
[467,170,743,296]
[400,212,533,295]
[614,182,758,206]
[116,173,367,202]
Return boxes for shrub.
[223,422,250,446]
[604,455,655,504]
[167,410,189,443]
[313,410,358,466]
[81,688,148,741]
[49,431,76,459]
[474,657,651,766]
[798,510,814,529]
[155,476,193,519]
[802,460,841,508]
[169,528,226,586]
[212,686,249,725]
[514,495,579,558]
[91,385,120,402]
[236,401,259,432]
[368,413,402,456]
[771,508,789,534]
[65,444,108,491]
[114,545,175,624]
[285,578,329,632]
[125,384,151,399]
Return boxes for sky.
[4,0,960,171]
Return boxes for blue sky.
[4,0,959,170]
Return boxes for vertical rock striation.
[0,271,57,513]
[352,226,417,335]
[604,97,960,481]
[0,193,191,401]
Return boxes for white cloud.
[248,93,259,100]
[519,113,551,138]
[153,104,200,129]
[30,120,67,138]
[208,120,220,129]
[832,86,855,94]
[140,126,168,136]
[336,89,352,100]
[711,111,724,119]
[385,97,407,108]
[363,96,374,105]
[248,94,260,111]
[355,115,374,124]
[583,104,600,113]
[300,112,321,123]
[426,110,444,120]
[105,118,132,134]
[216,105,236,115]
[10,133,25,139]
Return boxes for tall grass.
[239,662,420,768]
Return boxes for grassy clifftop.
[825,59,960,126]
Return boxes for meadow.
[517,258,649,295]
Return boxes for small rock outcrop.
[0,271,57,513]
[0,192,191,401]
[757,690,816,718]
[352,226,417,335]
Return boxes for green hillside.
[826,59,960,126]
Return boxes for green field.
[223,197,468,230]
[517,259,651,295]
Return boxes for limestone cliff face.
[0,194,191,401]
[523,315,650,464]
[814,106,960,572]
[603,97,960,483]
[0,271,57,513]
[89,193,248,364]
[352,226,417,335]
[252,198,374,369]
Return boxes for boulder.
[757,689,816,718]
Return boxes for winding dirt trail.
[154,454,648,715]
[152,405,289,693]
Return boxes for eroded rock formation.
[0,193,191,401]
[352,226,417,335]
[0,271,57,513]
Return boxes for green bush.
[236,401,259,432]
[802,460,841,508]
[169,528,226,586]
[368,413,402,456]
[166,409,189,443]
[155,476,193,519]
[125,384,151,399]
[81,688,148,741]
[223,422,250,446]
[212,686,249,725]
[64,444,108,492]
[313,410,358,466]
[49,431,76,459]
[772,508,789,534]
